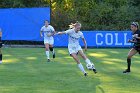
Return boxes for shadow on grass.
[1,48,140,93]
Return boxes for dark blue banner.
[0,7,50,41]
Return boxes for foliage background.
[0,0,140,31]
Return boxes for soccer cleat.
[93,69,97,74]
[47,59,50,62]
[53,52,55,58]
[84,73,87,76]
[123,69,130,73]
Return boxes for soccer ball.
[86,63,94,70]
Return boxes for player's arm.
[40,26,44,37]
[0,28,2,37]
[80,33,87,51]
[128,39,137,43]
[57,29,72,35]
[40,30,43,37]
[0,32,2,37]
[50,30,56,36]
[82,37,87,51]
[48,26,56,36]
[133,34,140,39]
[0,28,2,49]
[136,37,140,39]
[53,30,56,35]
[57,31,66,35]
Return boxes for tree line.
[0,0,140,31]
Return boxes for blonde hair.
[69,21,81,29]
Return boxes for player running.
[0,28,2,64]
[123,22,140,73]
[57,22,97,76]
[40,20,56,62]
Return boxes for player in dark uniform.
[0,28,2,64]
[123,22,140,73]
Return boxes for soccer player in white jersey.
[40,20,56,62]
[57,22,97,76]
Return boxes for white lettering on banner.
[95,32,131,46]
[96,33,103,45]
[124,33,131,45]
[105,33,113,45]
[115,33,122,45]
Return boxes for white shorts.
[68,44,83,54]
[44,37,54,45]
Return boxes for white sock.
[46,51,50,59]
[85,58,92,64]
[0,61,2,64]
[85,59,95,69]
[78,63,86,74]
[52,49,55,54]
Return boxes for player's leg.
[49,44,55,59]
[78,50,91,64]
[77,45,97,73]
[45,43,50,62]
[76,45,91,64]
[0,39,2,64]
[123,48,137,73]
[78,50,97,73]
[49,38,55,58]
[70,53,87,76]
[0,49,2,64]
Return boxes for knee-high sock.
[46,51,50,59]
[85,58,92,64]
[0,54,2,63]
[78,63,86,74]
[127,58,131,70]
[50,47,55,54]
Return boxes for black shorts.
[133,46,140,54]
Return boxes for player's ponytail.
[69,21,81,29]
[69,23,75,29]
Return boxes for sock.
[78,63,86,74]
[85,58,92,64]
[46,51,50,59]
[127,58,131,70]
[50,47,55,54]
[0,54,2,63]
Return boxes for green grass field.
[0,48,140,93]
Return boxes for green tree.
[0,0,140,30]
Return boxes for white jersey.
[40,25,55,39]
[65,29,84,46]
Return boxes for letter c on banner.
[96,33,103,45]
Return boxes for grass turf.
[0,48,140,93]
